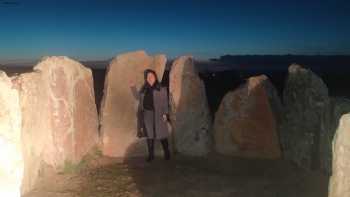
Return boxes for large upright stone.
[0,71,23,197]
[321,97,350,174]
[213,75,281,159]
[169,56,211,156]
[100,50,167,157]
[18,56,99,193]
[329,113,350,197]
[17,70,49,194]
[281,64,329,169]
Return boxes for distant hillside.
[81,60,110,69]
[208,55,350,72]
[0,66,32,76]
[1,55,350,73]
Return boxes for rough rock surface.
[169,56,211,156]
[329,113,350,197]
[213,75,281,159]
[263,77,284,127]
[0,71,23,197]
[19,56,99,193]
[281,64,329,169]
[100,50,167,157]
[320,97,350,174]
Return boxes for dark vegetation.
[1,55,349,117]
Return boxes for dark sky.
[0,0,349,61]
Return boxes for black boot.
[146,139,154,162]
[160,138,170,160]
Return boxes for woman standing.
[137,69,170,162]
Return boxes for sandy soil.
[23,154,328,197]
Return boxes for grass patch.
[92,146,103,158]
[62,147,103,174]
[62,159,87,174]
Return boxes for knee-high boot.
[146,139,154,162]
[160,138,170,160]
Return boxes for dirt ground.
[23,154,329,197]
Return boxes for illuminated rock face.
[19,56,99,193]
[0,71,23,197]
[321,98,350,174]
[18,70,48,194]
[213,75,281,159]
[329,113,350,197]
[100,51,166,157]
[169,56,211,156]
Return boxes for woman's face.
[146,72,156,86]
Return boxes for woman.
[137,69,170,162]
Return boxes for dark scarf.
[142,81,160,92]
[142,82,160,110]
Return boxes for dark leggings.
[147,138,170,160]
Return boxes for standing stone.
[281,64,329,169]
[100,50,167,157]
[213,75,281,159]
[329,113,350,197]
[18,56,99,194]
[320,97,350,174]
[18,70,48,194]
[169,56,211,156]
[0,71,23,197]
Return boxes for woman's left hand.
[162,114,167,122]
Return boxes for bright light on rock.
[0,71,23,197]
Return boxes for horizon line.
[1,53,350,65]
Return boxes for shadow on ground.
[23,142,329,197]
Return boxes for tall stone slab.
[0,71,23,197]
[281,64,329,169]
[100,51,167,157]
[329,113,350,197]
[19,56,99,193]
[169,56,211,156]
[320,97,350,174]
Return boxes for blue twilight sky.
[0,0,349,61]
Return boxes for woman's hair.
[141,69,161,91]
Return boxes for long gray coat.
[137,86,170,139]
